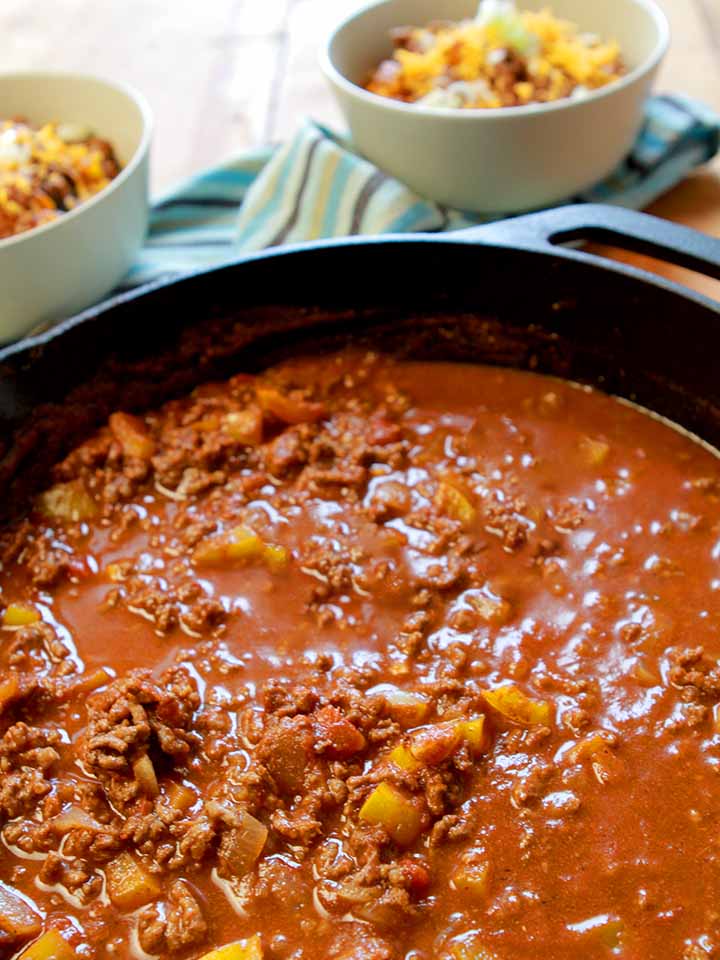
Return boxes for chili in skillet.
[0,352,718,960]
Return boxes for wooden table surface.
[4,0,720,295]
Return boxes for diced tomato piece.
[399,858,431,898]
[312,705,367,760]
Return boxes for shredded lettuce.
[475,0,540,56]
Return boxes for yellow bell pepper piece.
[56,667,113,701]
[389,744,421,773]
[434,481,476,527]
[223,408,263,446]
[460,716,491,757]
[226,527,264,561]
[359,782,424,847]
[19,929,76,960]
[409,721,464,765]
[262,543,288,573]
[37,480,97,522]
[579,436,610,467]
[382,689,431,727]
[105,852,161,910]
[452,856,491,900]
[198,934,263,960]
[194,526,288,573]
[482,684,551,726]
[108,412,155,460]
[2,604,40,627]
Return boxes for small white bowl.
[323,0,669,213]
[0,72,152,340]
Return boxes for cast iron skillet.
[1,203,720,519]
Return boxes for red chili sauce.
[0,353,718,960]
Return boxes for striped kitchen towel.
[123,93,720,291]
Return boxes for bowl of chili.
[323,0,669,212]
[0,71,152,340]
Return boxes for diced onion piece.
[579,436,610,467]
[38,480,98,523]
[589,746,623,786]
[198,935,263,960]
[164,781,197,812]
[105,852,161,910]
[409,721,464,765]
[482,684,551,726]
[108,412,155,460]
[460,716,491,757]
[466,591,512,626]
[256,386,326,425]
[18,929,76,960]
[567,734,612,764]
[566,734,622,784]
[0,674,20,712]
[359,782,424,847]
[132,754,159,798]
[434,481,476,527]
[450,935,499,960]
[56,123,92,143]
[713,703,720,734]
[632,660,659,687]
[352,895,402,929]
[2,604,40,627]
[218,811,268,878]
[389,744,421,773]
[382,688,431,728]
[223,408,263,445]
[0,882,41,946]
[50,805,104,833]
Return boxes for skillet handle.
[458,203,720,284]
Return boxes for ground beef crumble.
[0,722,61,821]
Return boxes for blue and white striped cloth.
[120,93,720,293]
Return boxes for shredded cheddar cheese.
[0,119,120,239]
[365,0,625,109]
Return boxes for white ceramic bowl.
[0,72,152,340]
[323,0,669,213]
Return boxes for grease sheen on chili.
[0,352,718,960]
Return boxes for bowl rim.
[322,0,670,120]
[0,70,153,251]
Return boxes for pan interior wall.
[0,241,716,518]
